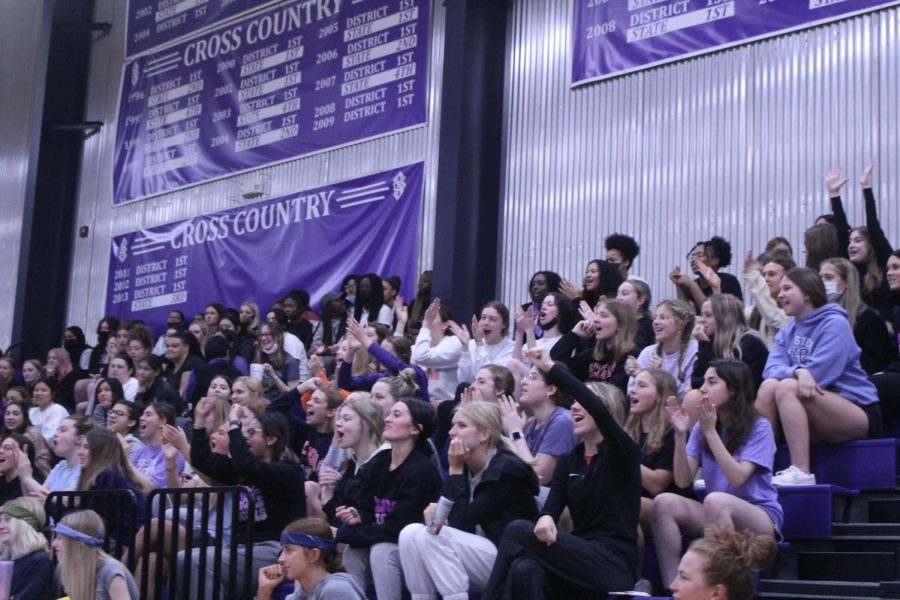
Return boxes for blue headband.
[52,522,104,547]
[280,531,336,551]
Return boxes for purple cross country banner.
[572,0,900,86]
[114,0,429,206]
[105,163,423,334]
[126,0,284,58]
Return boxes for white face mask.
[262,342,279,354]
[823,280,840,298]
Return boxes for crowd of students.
[0,163,897,598]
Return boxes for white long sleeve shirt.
[412,329,464,403]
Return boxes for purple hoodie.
[763,303,878,406]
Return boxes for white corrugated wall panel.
[67,0,444,343]
[501,1,900,313]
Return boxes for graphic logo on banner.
[126,0,285,58]
[114,0,430,205]
[105,163,424,334]
[571,0,900,85]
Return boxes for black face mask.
[63,339,79,353]
[96,331,110,346]
[356,288,371,303]
[541,317,559,331]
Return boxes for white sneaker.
[772,465,816,486]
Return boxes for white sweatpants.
[398,523,498,600]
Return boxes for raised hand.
[665,395,690,435]
[692,323,709,343]
[825,166,849,197]
[447,320,470,346]
[524,346,554,373]
[560,279,581,300]
[860,160,875,188]
[697,396,718,436]
[498,395,526,435]
[471,314,484,346]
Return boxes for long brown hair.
[77,429,139,492]
[850,227,883,295]
[593,299,636,364]
[701,360,759,455]
[624,368,677,455]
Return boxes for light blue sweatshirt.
[763,303,878,406]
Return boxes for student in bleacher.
[803,223,841,271]
[652,359,782,588]
[560,259,624,311]
[669,527,776,600]
[75,428,149,543]
[353,274,394,327]
[131,402,185,488]
[339,318,430,403]
[466,364,516,404]
[870,249,900,425]
[20,359,43,393]
[683,295,769,418]
[617,279,655,351]
[163,330,205,399]
[412,298,464,405]
[672,238,742,313]
[189,319,210,356]
[28,377,70,449]
[336,398,441,600]
[551,298,637,392]
[268,384,343,480]
[756,267,882,486]
[204,302,226,336]
[255,321,303,399]
[825,162,894,321]
[521,271,562,336]
[500,364,577,487]
[743,251,794,349]
[52,509,139,600]
[46,346,86,412]
[107,352,139,402]
[257,517,366,600]
[0,356,19,400]
[89,378,124,428]
[19,415,92,497]
[819,257,894,374]
[626,369,689,536]
[0,433,39,504]
[124,324,153,365]
[184,409,307,599]
[625,299,698,398]
[482,347,640,599]
[134,355,182,410]
[307,397,385,523]
[452,301,515,384]
[399,401,539,600]
[606,233,641,281]
[0,497,56,599]
[106,400,144,455]
[1,394,51,477]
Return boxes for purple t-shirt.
[523,407,579,458]
[131,445,185,488]
[686,417,783,531]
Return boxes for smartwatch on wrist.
[511,431,523,441]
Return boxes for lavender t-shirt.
[131,445,184,488]
[686,417,783,530]
[523,407,578,458]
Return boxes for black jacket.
[444,446,539,546]
[540,363,641,575]
[691,333,769,391]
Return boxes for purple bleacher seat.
[777,484,858,539]
[775,439,900,490]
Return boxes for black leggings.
[481,519,634,600]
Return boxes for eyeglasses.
[525,373,544,382]
[108,410,127,418]
[258,332,273,339]
[245,427,261,436]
